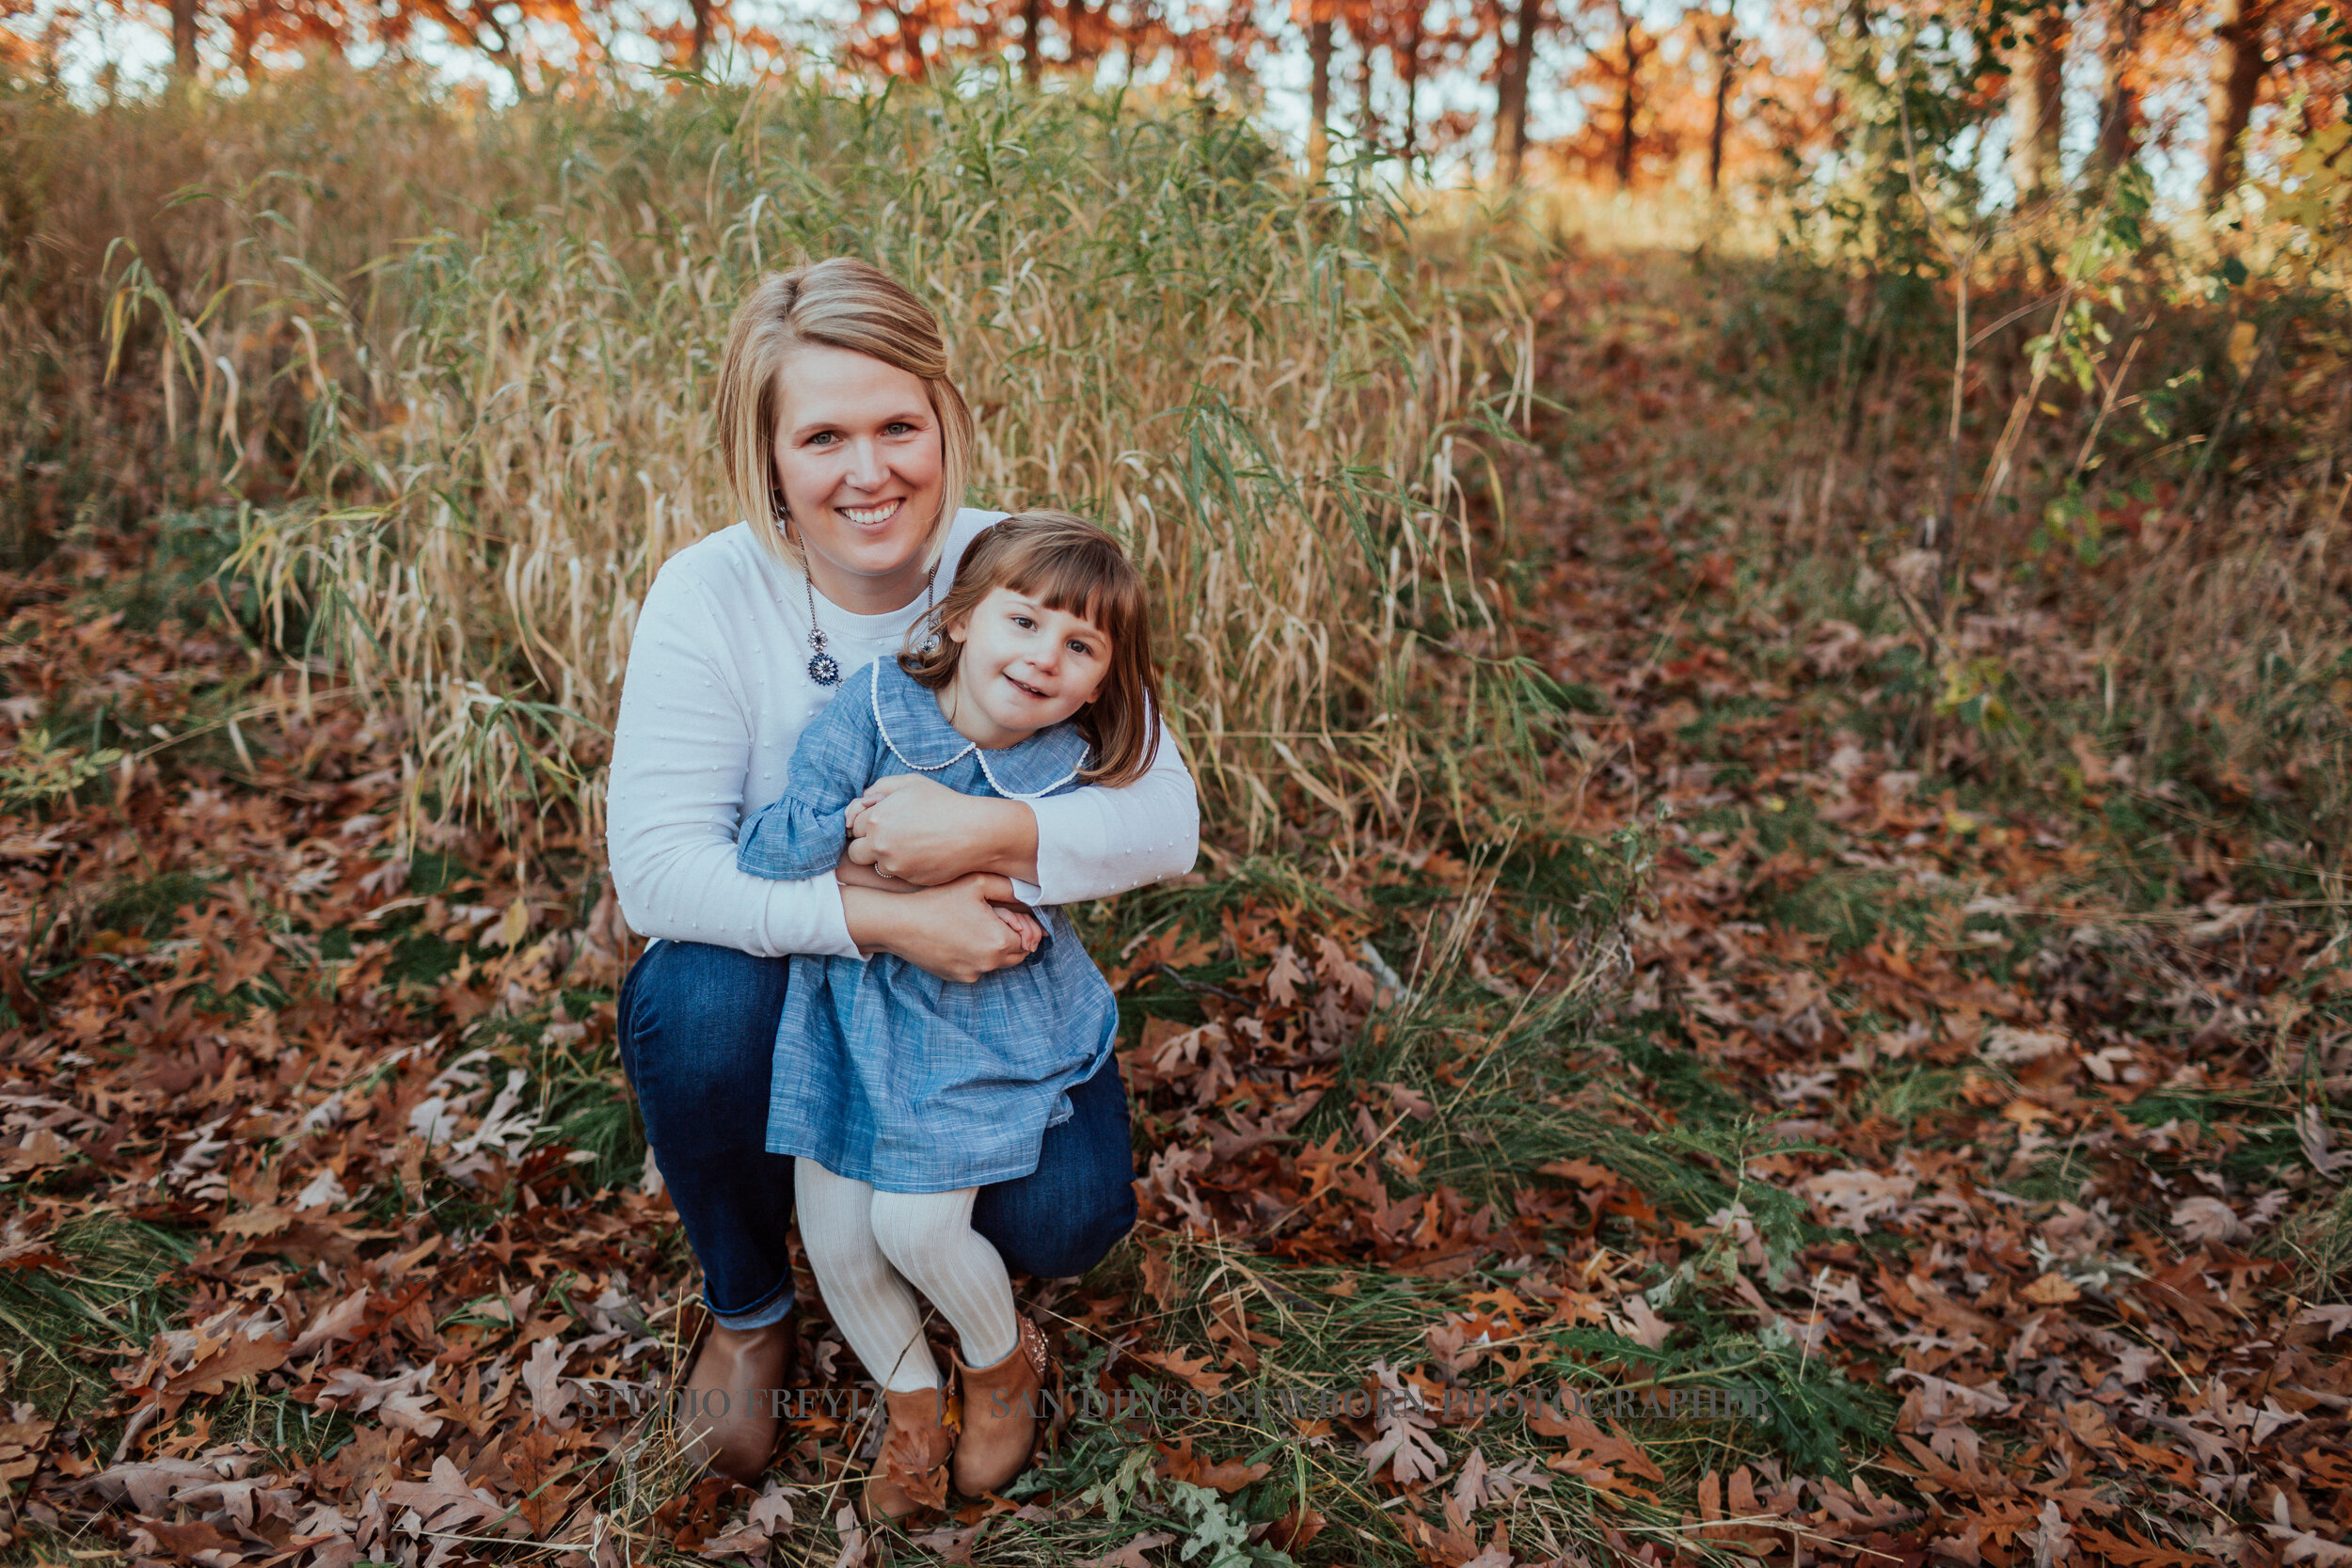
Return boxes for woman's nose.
[845,437,885,489]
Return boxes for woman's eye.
[806,431,835,446]
[884,420,914,436]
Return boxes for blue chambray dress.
[734,657,1121,1194]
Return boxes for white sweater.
[606,512,1200,957]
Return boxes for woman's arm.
[842,714,1199,901]
[840,876,1042,980]
[606,565,863,958]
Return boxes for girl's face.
[942,586,1111,749]
[771,344,946,613]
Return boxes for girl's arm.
[843,712,1199,901]
[610,562,1043,977]
[737,686,882,881]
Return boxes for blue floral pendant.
[809,629,847,690]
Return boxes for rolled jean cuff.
[710,1279,795,1332]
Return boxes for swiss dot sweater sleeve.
[1025,714,1200,904]
[606,563,862,958]
[737,673,882,882]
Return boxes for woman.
[607,259,1197,1484]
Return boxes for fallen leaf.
[2170,1196,2246,1243]
[1077,1531,1177,1568]
[1605,1291,1677,1349]
[1155,1435,1270,1494]
[1800,1168,1915,1233]
[1133,1346,1226,1396]
[164,1331,290,1396]
[290,1287,373,1358]
[2021,1272,2082,1306]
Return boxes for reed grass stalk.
[73,69,1551,851]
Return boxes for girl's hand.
[833,847,907,893]
[845,774,1041,886]
[840,873,1037,983]
[993,902,1043,953]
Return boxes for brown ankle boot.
[676,1320,794,1483]
[949,1317,1048,1497]
[863,1385,954,1520]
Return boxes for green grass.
[0,1212,193,1424]
[91,868,219,939]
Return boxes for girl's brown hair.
[714,259,977,574]
[901,513,1163,787]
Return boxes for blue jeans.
[615,938,1139,1330]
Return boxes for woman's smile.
[769,344,946,612]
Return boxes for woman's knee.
[997,1182,1136,1278]
[972,1065,1137,1277]
[977,1165,1136,1279]
[619,942,792,1135]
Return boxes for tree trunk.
[1614,4,1642,188]
[2008,5,2066,203]
[690,0,713,71]
[171,0,199,75]
[1495,0,1539,182]
[1309,11,1333,178]
[1707,9,1736,191]
[1024,0,1044,82]
[2204,0,2268,204]
[2092,0,2144,172]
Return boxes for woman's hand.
[840,873,1039,982]
[844,774,1041,886]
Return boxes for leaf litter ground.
[4,277,2351,1568]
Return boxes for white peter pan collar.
[866,658,1091,800]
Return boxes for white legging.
[794,1161,1021,1393]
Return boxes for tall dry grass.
[42,66,1550,853]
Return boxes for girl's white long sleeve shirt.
[605,511,1200,957]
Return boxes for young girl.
[735,512,1163,1518]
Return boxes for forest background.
[1,0,2350,1564]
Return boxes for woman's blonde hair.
[715,259,976,573]
[901,512,1163,788]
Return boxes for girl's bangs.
[1002,547,1136,632]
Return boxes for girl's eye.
[1011,615,1035,629]
[1067,640,1094,657]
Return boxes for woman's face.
[771,344,946,613]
